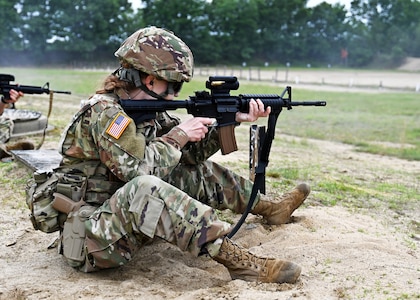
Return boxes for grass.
[1,67,418,228]
[277,91,420,161]
[183,75,420,161]
[2,67,419,161]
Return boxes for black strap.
[36,91,54,150]
[227,111,280,238]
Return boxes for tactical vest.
[58,95,125,203]
[26,95,124,234]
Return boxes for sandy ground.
[1,61,419,300]
[1,137,418,300]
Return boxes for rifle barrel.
[2,83,71,95]
[291,101,326,106]
[52,90,72,94]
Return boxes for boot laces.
[226,240,269,272]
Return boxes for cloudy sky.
[128,0,353,10]
[307,0,352,8]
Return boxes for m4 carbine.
[120,76,326,155]
[0,74,71,100]
[121,76,327,238]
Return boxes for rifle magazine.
[218,125,238,155]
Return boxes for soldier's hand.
[235,99,271,123]
[177,117,215,142]
[7,89,24,103]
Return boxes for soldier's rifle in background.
[0,74,71,103]
[120,76,326,238]
[0,73,72,149]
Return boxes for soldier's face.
[157,80,183,100]
[150,79,176,100]
[135,75,182,100]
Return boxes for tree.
[1,0,418,68]
[348,0,420,67]
[140,0,214,64]
[303,2,350,66]
[0,1,21,49]
[206,0,259,64]
[49,0,136,50]
[15,0,51,63]
[15,0,138,64]
[255,0,310,65]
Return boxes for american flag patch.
[106,113,131,139]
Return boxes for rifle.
[0,74,71,100]
[0,73,71,150]
[120,76,326,155]
[121,75,326,238]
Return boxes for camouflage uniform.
[34,27,306,284]
[0,112,14,143]
[58,93,259,271]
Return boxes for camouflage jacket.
[58,93,221,185]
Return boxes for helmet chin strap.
[115,67,178,99]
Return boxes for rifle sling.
[227,112,279,239]
[120,99,279,239]
[36,92,54,150]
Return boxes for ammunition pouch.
[25,170,88,233]
[25,160,123,267]
[56,173,87,202]
[25,171,60,233]
[25,159,114,233]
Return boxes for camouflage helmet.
[114,26,194,82]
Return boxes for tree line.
[1,0,419,69]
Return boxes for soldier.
[40,26,310,283]
[0,89,35,159]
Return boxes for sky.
[128,0,141,10]
[129,0,353,10]
[306,0,352,8]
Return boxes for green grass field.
[2,67,419,161]
[3,66,416,218]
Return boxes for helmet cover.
[115,26,194,82]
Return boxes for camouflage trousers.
[81,160,259,272]
[0,116,13,143]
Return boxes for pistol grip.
[218,125,238,155]
[52,193,85,214]
[2,92,10,100]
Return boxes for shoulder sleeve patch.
[105,106,120,118]
[106,112,131,139]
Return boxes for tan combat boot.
[212,237,301,283]
[252,183,310,225]
[0,140,35,159]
